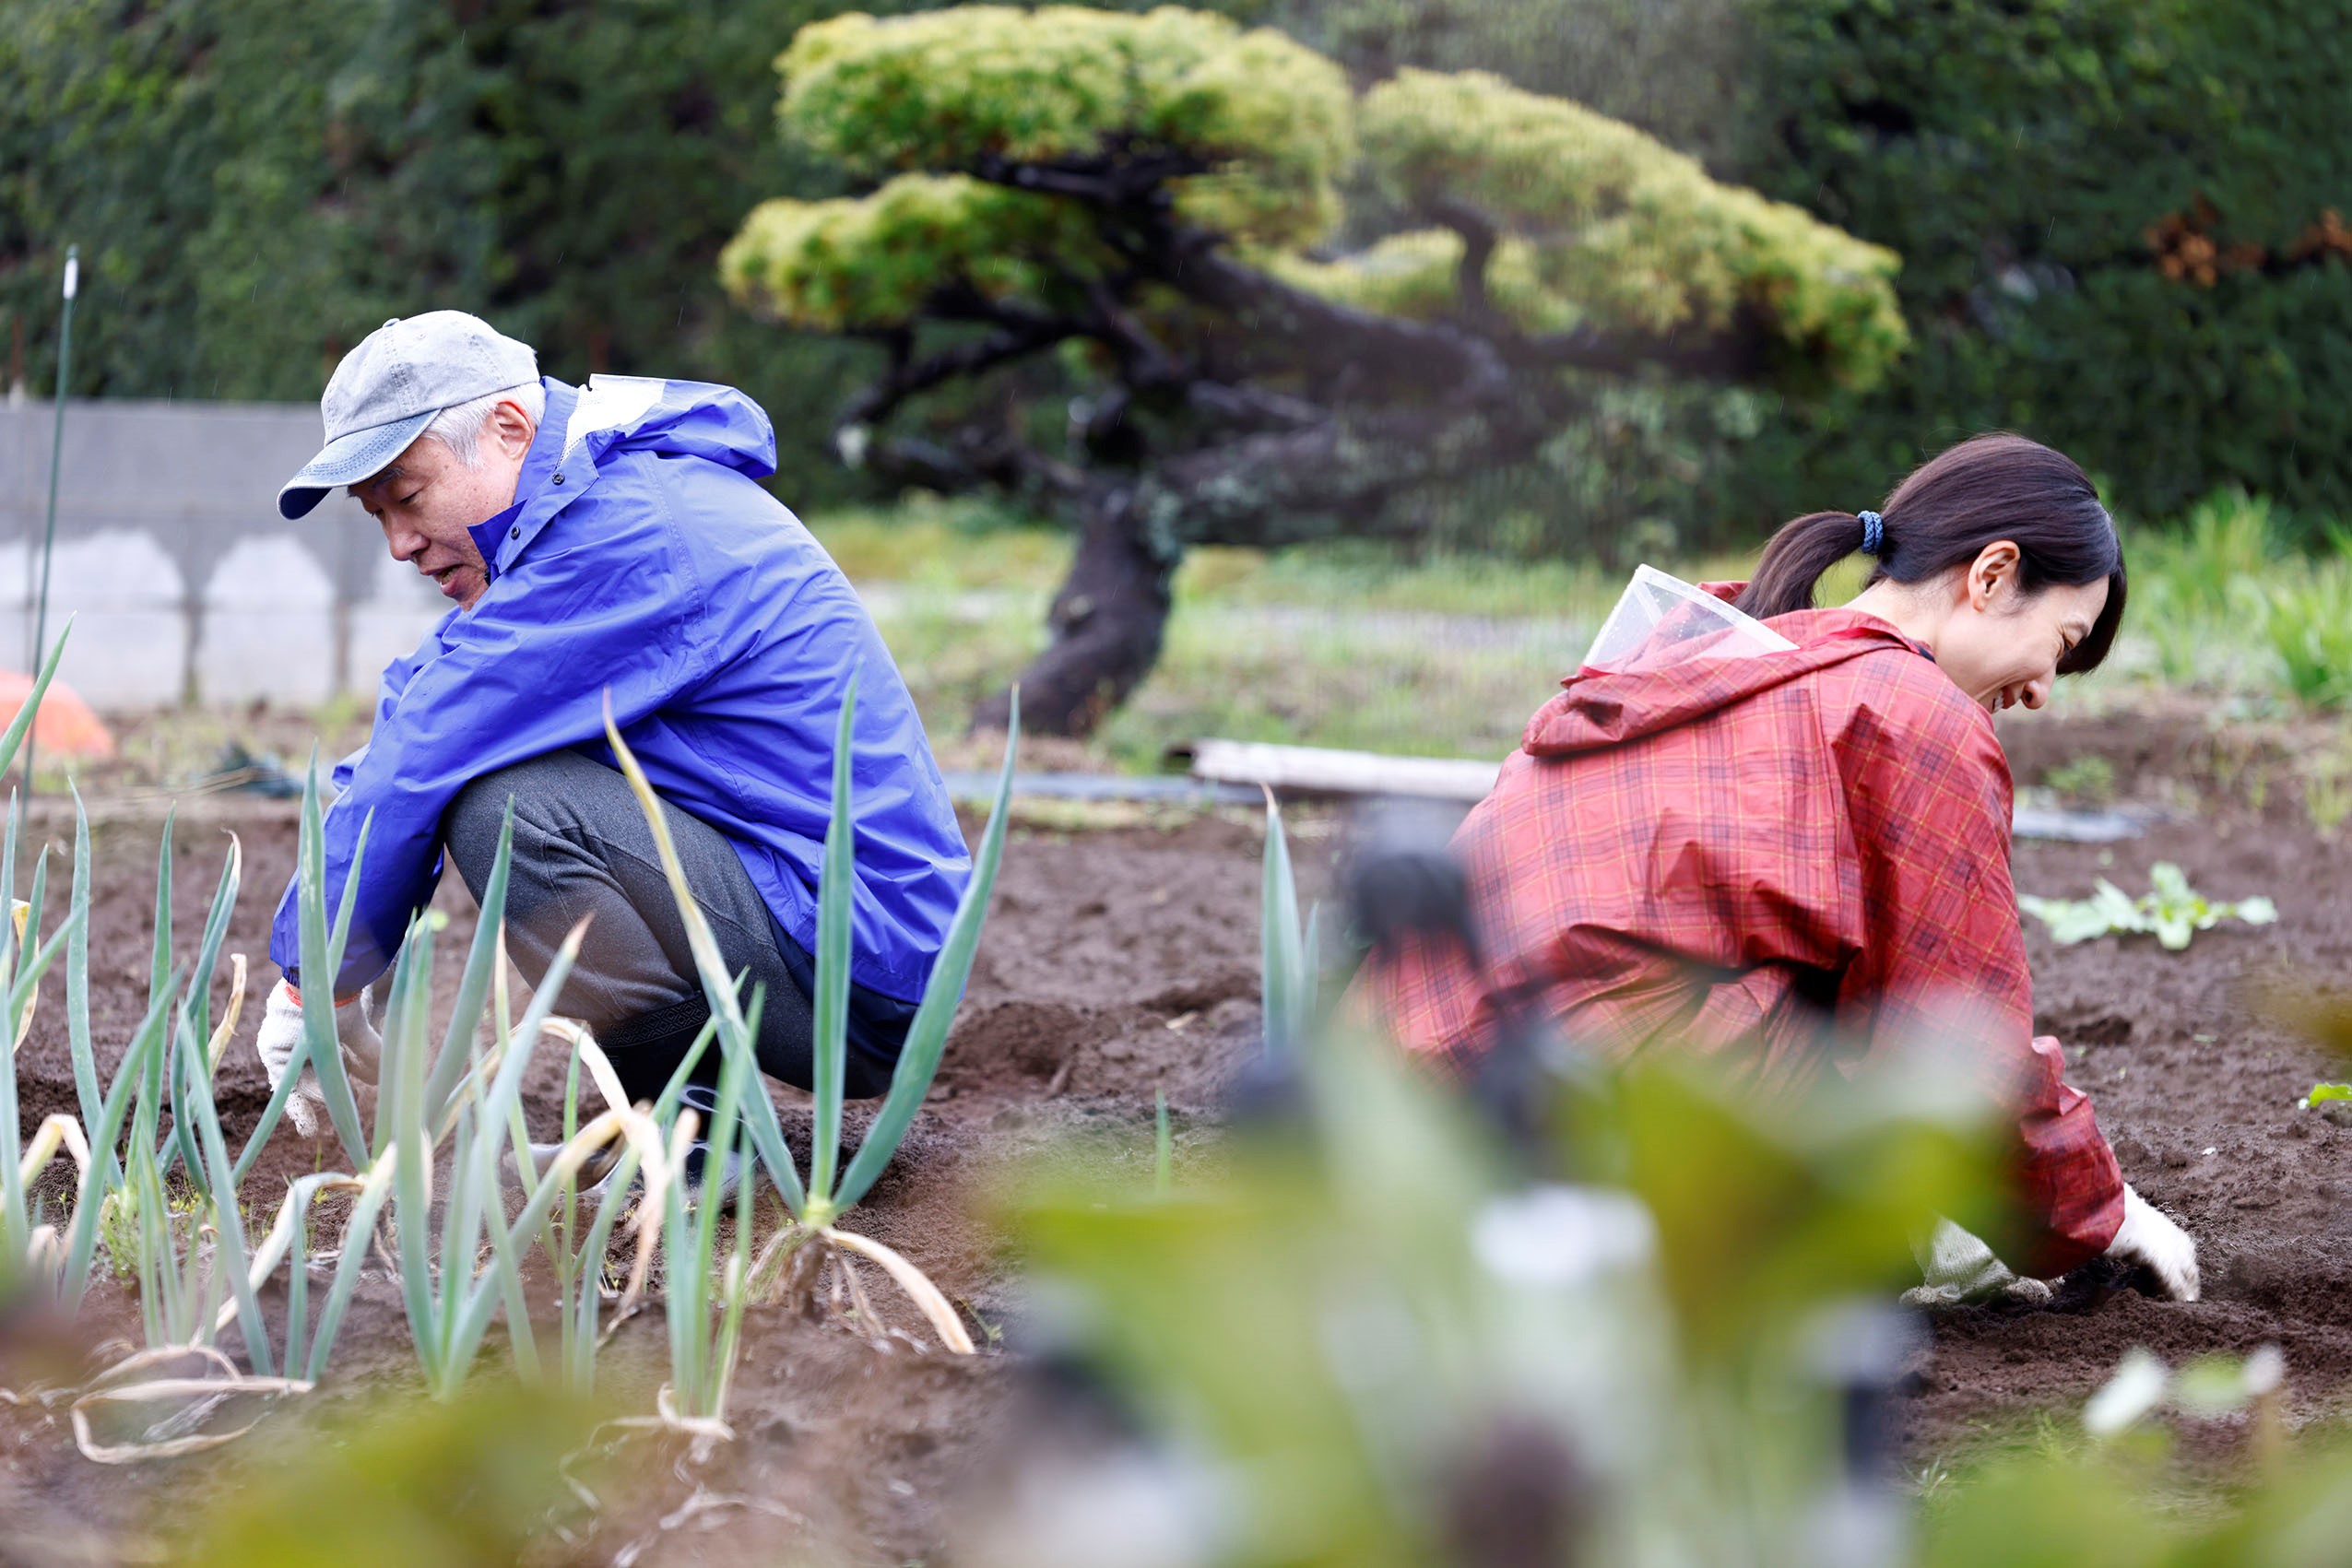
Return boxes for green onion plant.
[357,807,666,1401]
[1258,786,1316,1059]
[2,626,86,1291]
[80,771,395,1388]
[0,633,665,1455]
[1154,1086,1173,1197]
[168,778,668,1408]
[601,675,1020,1371]
[533,1018,658,1397]
[10,637,1015,1455]
[653,1015,759,1436]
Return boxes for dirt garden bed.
[1906,713,2352,1460]
[0,710,2345,1560]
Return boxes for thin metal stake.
[27,244,77,799]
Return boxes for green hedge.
[1282,0,2352,545]
[1731,0,2352,533]
[8,0,2346,538]
[0,0,944,509]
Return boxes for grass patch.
[809,505,1756,762]
[1095,600,1570,766]
[2261,559,2352,709]
[2040,756,2117,804]
[1176,539,1752,619]
[811,487,2352,767]
[804,494,1069,590]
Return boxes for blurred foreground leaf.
[1001,1027,2008,1565]
[1591,1053,2002,1362]
[174,1380,609,1568]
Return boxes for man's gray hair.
[423,380,548,466]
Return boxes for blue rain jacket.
[270,375,970,1002]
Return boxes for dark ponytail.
[1733,432,2128,675]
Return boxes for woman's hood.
[1524,583,1926,757]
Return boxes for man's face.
[349,401,535,611]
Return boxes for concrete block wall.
[0,399,445,707]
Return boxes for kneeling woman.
[1368,433,2197,1297]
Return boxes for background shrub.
[0,0,964,509]
[6,0,2346,542]
[1728,0,2352,537]
[1283,0,2352,549]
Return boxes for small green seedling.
[2303,1083,2352,1110]
[2019,862,2277,950]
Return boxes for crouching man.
[253,311,968,1167]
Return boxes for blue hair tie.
[1859,510,1885,556]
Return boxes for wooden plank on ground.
[1188,738,1500,802]
[1189,737,2156,840]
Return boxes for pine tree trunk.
[975,489,1172,737]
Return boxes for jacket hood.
[1525,586,1928,757]
[557,374,779,482]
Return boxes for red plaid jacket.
[1366,598,2125,1277]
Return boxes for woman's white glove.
[1908,1185,2201,1308]
[2105,1185,2200,1301]
[253,977,381,1138]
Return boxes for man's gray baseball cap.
[277,311,539,520]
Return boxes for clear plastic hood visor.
[1580,565,1796,676]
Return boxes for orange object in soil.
[0,671,114,760]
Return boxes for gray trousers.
[442,748,905,1103]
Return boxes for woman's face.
[1931,541,2109,714]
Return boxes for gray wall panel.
[0,399,443,704]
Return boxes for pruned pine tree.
[722,6,1907,736]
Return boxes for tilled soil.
[0,713,2345,1561]
[1903,715,2352,1457]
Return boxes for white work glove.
[1903,1218,2053,1308]
[2104,1184,2200,1302]
[254,977,381,1138]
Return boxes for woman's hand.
[2104,1185,2201,1301]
